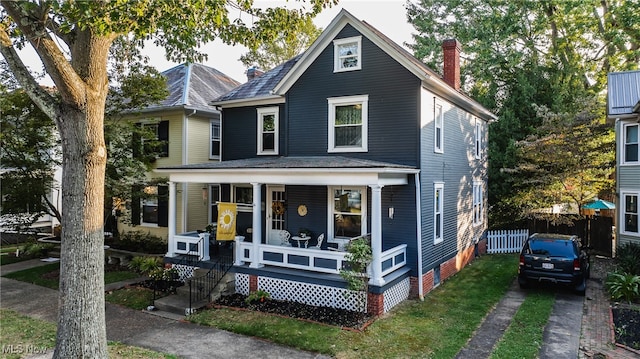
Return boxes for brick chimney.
[246,66,264,81]
[442,39,461,91]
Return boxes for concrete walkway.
[1,259,328,359]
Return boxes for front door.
[266,185,286,245]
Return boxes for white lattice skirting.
[235,273,410,314]
[171,264,197,281]
[383,278,410,313]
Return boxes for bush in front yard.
[104,231,166,253]
[616,243,640,276]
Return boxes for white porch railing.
[235,240,407,281]
[172,231,210,261]
[487,229,529,254]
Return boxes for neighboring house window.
[623,123,639,164]
[209,184,220,224]
[473,181,483,226]
[622,192,639,236]
[331,187,366,238]
[435,102,443,153]
[132,184,168,227]
[134,120,169,159]
[210,119,221,159]
[233,185,253,212]
[333,36,362,72]
[475,120,482,159]
[257,107,279,155]
[434,183,444,244]
[328,95,368,153]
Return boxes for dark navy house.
[157,9,496,315]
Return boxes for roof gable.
[148,63,240,111]
[608,70,640,117]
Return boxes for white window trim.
[434,182,444,244]
[473,181,483,227]
[209,118,221,160]
[622,123,639,165]
[333,36,362,72]
[620,190,640,237]
[475,119,482,160]
[434,102,444,153]
[327,186,367,240]
[257,107,279,155]
[327,95,368,153]
[141,185,159,227]
[232,184,253,213]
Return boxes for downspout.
[415,172,424,300]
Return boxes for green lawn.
[189,254,520,358]
[0,309,176,359]
[3,262,139,289]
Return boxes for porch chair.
[312,233,325,249]
[280,230,292,246]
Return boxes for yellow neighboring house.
[117,63,240,240]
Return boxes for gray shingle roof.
[148,63,241,110]
[213,55,302,103]
[159,156,415,170]
[608,70,640,116]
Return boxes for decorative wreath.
[271,201,285,216]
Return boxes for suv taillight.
[519,255,525,266]
[573,259,580,271]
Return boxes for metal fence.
[486,229,529,254]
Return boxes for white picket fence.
[487,229,529,254]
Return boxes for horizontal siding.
[287,24,420,166]
[419,88,488,271]
[618,234,640,247]
[618,166,640,187]
[222,105,286,160]
[185,182,209,232]
[187,115,219,164]
[154,113,184,167]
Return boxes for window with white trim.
[233,185,253,212]
[141,185,159,226]
[435,102,443,153]
[328,95,368,152]
[257,107,279,155]
[622,192,639,236]
[434,183,444,244]
[475,120,482,159]
[473,181,483,226]
[331,186,366,238]
[333,36,362,72]
[209,184,221,223]
[623,123,639,164]
[210,119,221,159]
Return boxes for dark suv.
[518,233,590,295]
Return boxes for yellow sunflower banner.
[216,202,237,241]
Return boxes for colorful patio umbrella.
[582,199,616,210]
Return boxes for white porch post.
[369,184,385,286]
[166,181,177,257]
[250,182,263,268]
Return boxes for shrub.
[127,256,162,275]
[606,272,640,304]
[616,243,640,275]
[20,241,55,258]
[106,231,166,253]
[245,290,271,304]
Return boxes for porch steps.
[153,271,235,316]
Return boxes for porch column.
[369,184,384,286]
[250,182,263,268]
[166,181,177,257]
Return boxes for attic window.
[334,36,362,72]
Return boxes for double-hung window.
[435,103,443,153]
[331,187,366,238]
[233,185,253,212]
[434,183,444,244]
[473,181,483,226]
[209,184,220,224]
[210,119,221,159]
[622,192,639,236]
[328,95,368,152]
[257,107,279,155]
[333,36,362,72]
[623,123,639,164]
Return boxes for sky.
[16,0,416,85]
